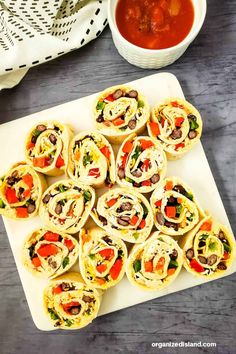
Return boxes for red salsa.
[116,0,194,50]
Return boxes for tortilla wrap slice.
[180,216,235,279]
[0,161,47,219]
[22,228,79,279]
[43,272,101,330]
[116,133,167,193]
[150,176,204,236]
[79,227,127,289]
[147,98,202,160]
[67,130,115,188]
[91,187,153,243]
[39,179,95,234]
[126,231,183,291]
[93,85,150,144]
[25,120,73,176]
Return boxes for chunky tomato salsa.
[116,0,194,50]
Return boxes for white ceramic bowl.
[108,0,207,69]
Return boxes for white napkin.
[0,0,107,89]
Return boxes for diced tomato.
[74,150,80,161]
[106,198,117,207]
[96,264,107,273]
[22,174,34,189]
[141,159,150,172]
[44,231,59,242]
[141,180,152,187]
[177,198,182,204]
[175,117,184,127]
[151,6,164,27]
[190,259,205,273]
[156,257,165,271]
[97,278,106,285]
[99,248,114,260]
[149,122,160,136]
[155,200,162,207]
[138,219,146,229]
[105,94,115,102]
[122,141,133,153]
[144,260,153,272]
[5,187,18,204]
[37,244,59,257]
[167,268,176,276]
[32,256,41,268]
[165,181,173,190]
[113,117,124,126]
[140,139,154,150]
[16,207,28,218]
[27,141,35,150]
[110,258,123,280]
[56,155,65,168]
[53,285,62,295]
[130,215,139,226]
[23,189,31,198]
[175,143,185,150]
[33,157,49,168]
[171,101,184,109]
[100,146,111,159]
[64,238,75,251]
[200,221,212,231]
[165,206,176,218]
[88,168,100,178]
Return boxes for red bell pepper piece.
[190,259,205,273]
[96,264,107,273]
[175,117,184,127]
[33,157,49,168]
[141,180,152,187]
[5,187,18,204]
[37,244,59,257]
[149,121,160,136]
[99,248,114,260]
[171,101,184,109]
[32,256,41,268]
[155,200,162,207]
[64,238,75,251]
[22,174,34,189]
[175,143,185,150]
[16,207,28,218]
[165,206,176,218]
[130,215,139,226]
[106,198,117,207]
[110,258,123,280]
[100,146,111,159]
[56,155,65,168]
[141,159,150,172]
[113,117,124,126]
[140,139,154,150]
[53,285,62,295]
[122,141,134,153]
[105,94,115,102]
[44,231,59,242]
[138,219,146,229]
[88,168,100,178]
[144,260,153,272]
[200,221,212,231]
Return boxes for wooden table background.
[0,1,235,353]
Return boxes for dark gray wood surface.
[0,1,236,353]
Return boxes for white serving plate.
[0,73,235,331]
